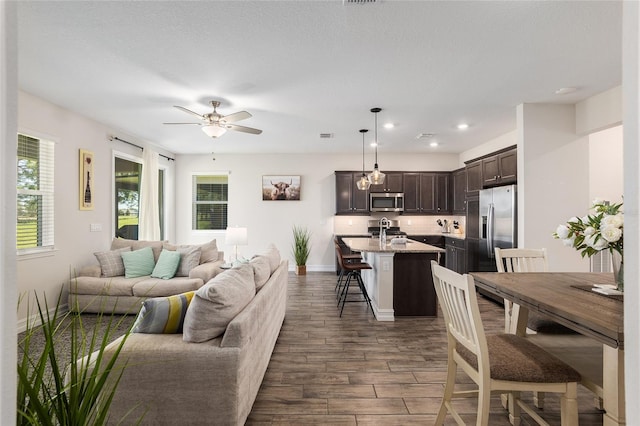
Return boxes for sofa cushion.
[94,247,131,277]
[264,244,281,274]
[151,249,181,280]
[112,238,164,262]
[250,255,271,290]
[131,291,195,334]
[70,276,148,296]
[164,239,218,265]
[174,246,202,277]
[122,246,156,278]
[183,263,256,343]
[132,277,203,297]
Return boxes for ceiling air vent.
[343,0,377,4]
[320,133,334,139]
[416,133,436,139]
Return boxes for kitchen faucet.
[379,217,391,246]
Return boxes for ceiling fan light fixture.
[202,125,227,138]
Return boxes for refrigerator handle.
[487,203,495,259]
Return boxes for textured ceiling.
[17,1,622,155]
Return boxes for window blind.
[192,175,228,230]
[17,134,55,251]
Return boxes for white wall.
[589,125,624,204]
[16,91,176,324]
[175,153,460,270]
[517,103,591,272]
[458,130,517,167]
[576,85,622,135]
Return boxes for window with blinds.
[17,134,55,252]
[193,175,228,230]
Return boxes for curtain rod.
[109,136,175,161]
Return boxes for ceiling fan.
[164,100,262,138]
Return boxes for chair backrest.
[494,248,548,273]
[430,261,489,373]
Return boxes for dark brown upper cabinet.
[368,172,404,193]
[335,172,370,215]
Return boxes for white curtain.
[139,148,160,240]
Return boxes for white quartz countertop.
[343,237,445,254]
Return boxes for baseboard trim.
[17,302,69,334]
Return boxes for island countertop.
[343,237,445,254]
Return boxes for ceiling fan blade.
[220,111,251,124]
[173,105,204,119]
[163,122,202,125]
[226,124,262,135]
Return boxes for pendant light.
[356,129,371,190]
[367,107,386,185]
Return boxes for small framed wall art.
[262,175,301,201]
[79,149,94,210]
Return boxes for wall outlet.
[407,219,412,226]
[90,223,102,232]
[382,260,390,271]
[348,219,353,226]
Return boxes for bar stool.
[335,246,374,317]
[334,238,363,295]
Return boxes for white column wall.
[1,1,17,422]
[623,0,639,421]
[517,103,590,272]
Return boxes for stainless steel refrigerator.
[477,184,517,271]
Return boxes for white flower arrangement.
[553,199,623,257]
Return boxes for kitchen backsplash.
[334,214,466,237]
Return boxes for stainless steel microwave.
[370,192,404,212]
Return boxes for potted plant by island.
[292,225,311,275]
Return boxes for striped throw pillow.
[132,291,195,334]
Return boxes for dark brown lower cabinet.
[392,252,439,316]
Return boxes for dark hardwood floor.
[247,272,605,425]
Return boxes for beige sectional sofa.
[93,245,288,425]
[69,238,224,314]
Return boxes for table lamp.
[226,226,248,263]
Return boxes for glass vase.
[611,250,624,292]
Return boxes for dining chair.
[430,261,581,426]
[494,248,549,334]
[335,244,373,317]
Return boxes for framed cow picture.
[262,175,301,201]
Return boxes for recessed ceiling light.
[383,123,394,129]
[370,142,378,147]
[555,87,577,95]
[430,141,439,147]
[456,123,469,130]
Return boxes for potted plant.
[292,225,311,275]
[17,290,139,425]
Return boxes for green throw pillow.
[121,246,156,278]
[151,249,181,279]
[132,291,195,333]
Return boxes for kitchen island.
[342,237,445,321]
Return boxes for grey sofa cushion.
[111,238,164,262]
[94,247,131,277]
[250,255,271,290]
[183,263,256,343]
[132,277,204,298]
[264,243,281,274]
[164,239,218,265]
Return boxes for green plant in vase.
[292,225,311,275]
[553,199,624,291]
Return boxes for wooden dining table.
[470,272,625,426]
